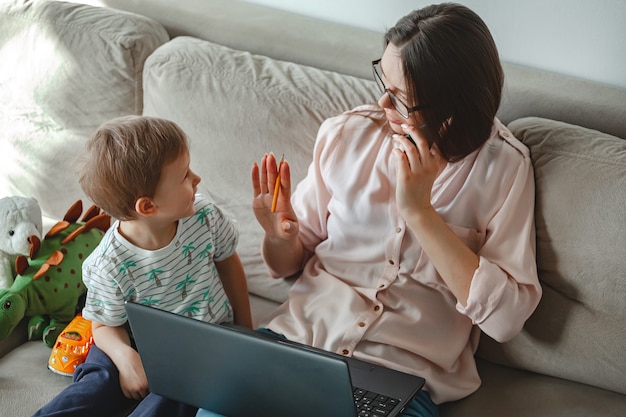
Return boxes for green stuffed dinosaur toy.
[0,200,110,347]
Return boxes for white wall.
[242,0,626,89]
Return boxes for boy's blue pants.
[31,344,197,417]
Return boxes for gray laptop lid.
[125,301,424,417]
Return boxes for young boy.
[33,116,252,417]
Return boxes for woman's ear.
[135,197,157,216]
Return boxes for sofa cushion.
[0,340,78,416]
[142,36,378,302]
[441,358,626,417]
[0,0,169,220]
[478,117,626,395]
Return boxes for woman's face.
[377,43,425,135]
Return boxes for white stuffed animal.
[0,196,43,288]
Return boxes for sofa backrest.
[0,0,169,219]
[73,0,626,140]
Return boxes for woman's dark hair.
[385,3,504,162]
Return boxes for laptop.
[125,301,425,417]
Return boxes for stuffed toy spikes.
[0,196,43,289]
[0,200,110,347]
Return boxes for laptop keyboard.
[353,387,400,416]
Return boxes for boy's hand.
[251,153,299,240]
[117,347,149,400]
[92,322,149,400]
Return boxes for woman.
[202,3,542,417]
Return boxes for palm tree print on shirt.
[203,285,215,319]
[91,299,107,316]
[111,278,123,297]
[141,296,160,307]
[182,242,196,265]
[146,268,163,287]
[198,243,213,267]
[126,287,136,303]
[181,300,202,318]
[176,273,196,300]
[119,258,137,282]
[195,207,213,232]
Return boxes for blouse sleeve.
[456,136,542,342]
[291,116,342,253]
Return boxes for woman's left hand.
[392,123,446,218]
[393,124,478,307]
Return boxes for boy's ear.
[135,197,157,216]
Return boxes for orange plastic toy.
[48,313,94,376]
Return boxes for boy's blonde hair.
[78,115,189,220]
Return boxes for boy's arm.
[91,321,149,400]
[215,252,253,328]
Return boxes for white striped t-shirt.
[81,194,238,327]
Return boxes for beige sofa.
[1,1,625,416]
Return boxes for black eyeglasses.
[372,59,427,119]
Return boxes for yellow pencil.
[271,154,284,213]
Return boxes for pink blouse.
[264,104,542,403]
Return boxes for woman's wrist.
[262,233,304,278]
[404,204,437,232]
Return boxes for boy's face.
[152,149,201,221]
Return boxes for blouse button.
[342,349,349,355]
[396,227,402,233]
[374,305,381,312]
[358,322,366,327]
[388,259,395,265]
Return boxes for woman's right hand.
[251,153,299,241]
